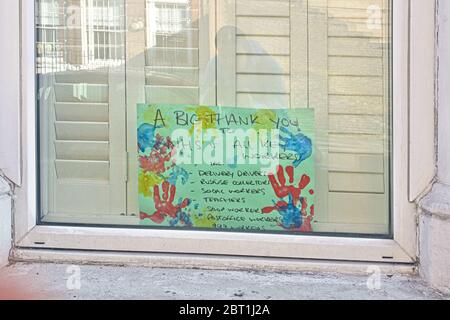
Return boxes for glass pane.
[36,0,127,220]
[37,0,392,237]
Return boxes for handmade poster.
[137,104,315,233]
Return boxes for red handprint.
[262,165,315,232]
[140,181,190,224]
[139,135,175,174]
[263,165,310,211]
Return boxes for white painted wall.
[0,0,21,186]
[0,0,21,267]
[438,0,450,185]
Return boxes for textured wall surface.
[418,0,450,293]
[0,0,21,185]
[0,175,12,267]
[420,184,450,293]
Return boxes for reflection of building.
[35,0,196,73]
[36,0,125,73]
[144,0,200,103]
[146,0,196,49]
[36,0,64,72]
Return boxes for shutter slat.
[329,114,384,135]
[237,55,290,74]
[55,70,109,84]
[236,0,290,17]
[55,121,109,142]
[329,95,384,115]
[146,66,199,86]
[55,160,109,181]
[237,36,290,55]
[329,172,385,193]
[237,93,290,109]
[55,141,109,161]
[237,74,290,94]
[145,85,199,104]
[237,17,290,36]
[55,83,109,103]
[329,37,383,57]
[328,192,388,224]
[146,48,199,68]
[55,103,109,122]
[329,76,383,96]
[328,134,384,154]
[329,153,384,174]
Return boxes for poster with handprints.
[137,104,315,233]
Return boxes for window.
[36,0,392,237]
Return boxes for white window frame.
[10,0,436,266]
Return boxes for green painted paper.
[137,104,315,233]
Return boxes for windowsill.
[419,183,450,220]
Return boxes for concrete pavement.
[0,262,448,300]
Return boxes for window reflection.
[36,0,392,236]
[36,0,125,74]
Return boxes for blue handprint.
[169,199,193,227]
[280,127,312,167]
[167,166,190,186]
[138,123,167,152]
[278,194,303,229]
[138,123,160,153]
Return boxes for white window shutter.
[322,0,391,231]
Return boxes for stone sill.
[419,183,450,220]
